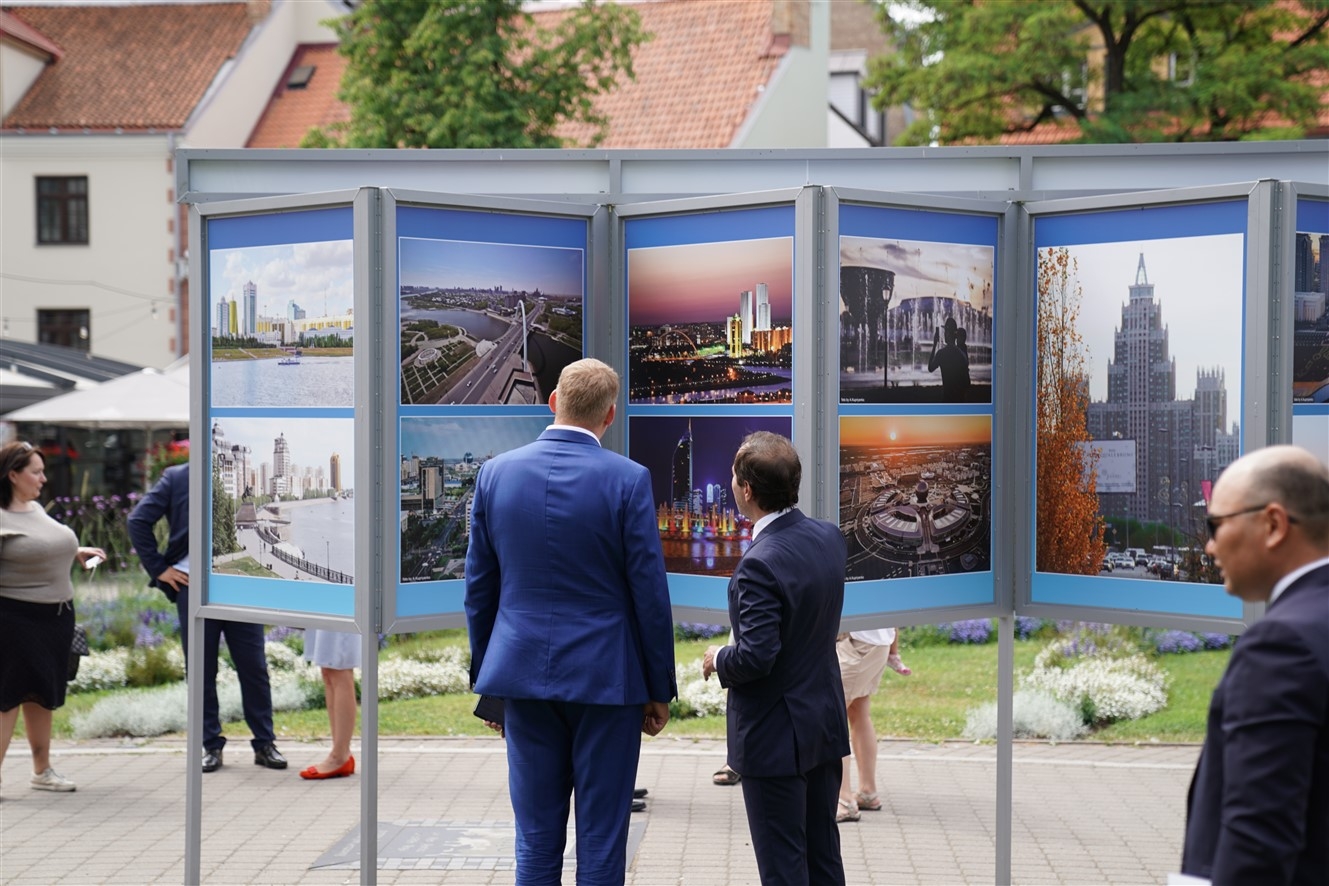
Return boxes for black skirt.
[0,595,75,711]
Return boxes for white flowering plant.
[672,658,727,719]
[1023,648,1169,725]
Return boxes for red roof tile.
[247,0,788,149]
[2,3,256,132]
[0,9,63,60]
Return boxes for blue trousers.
[175,589,275,752]
[739,757,846,886]
[504,699,642,886]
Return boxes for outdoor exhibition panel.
[383,191,603,630]
[1021,182,1279,632]
[1287,183,1329,460]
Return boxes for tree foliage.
[868,0,1329,144]
[304,0,648,149]
[1036,248,1106,575]
[211,466,240,556]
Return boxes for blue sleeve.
[463,463,499,689]
[127,470,174,582]
[716,555,783,688]
[623,466,677,702]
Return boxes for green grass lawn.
[45,635,1228,745]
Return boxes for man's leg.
[176,589,225,753]
[221,620,275,748]
[505,699,573,886]
[568,703,642,885]
[741,772,810,886]
[803,758,847,886]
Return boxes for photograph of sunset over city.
[399,237,583,406]
[840,415,991,581]
[627,236,793,404]
[629,414,791,577]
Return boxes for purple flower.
[1199,632,1234,650]
[948,619,992,644]
[1015,616,1043,639]
[1154,630,1202,654]
[134,624,165,648]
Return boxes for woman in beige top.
[0,441,104,796]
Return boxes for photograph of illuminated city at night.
[629,414,791,577]
[1292,224,1329,404]
[627,236,793,404]
[398,415,550,583]
[840,415,991,581]
[840,236,993,405]
[399,237,584,406]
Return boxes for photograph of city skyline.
[1293,227,1329,404]
[627,236,794,404]
[209,416,354,584]
[399,237,584,406]
[210,237,355,408]
[398,415,550,583]
[840,236,994,405]
[628,414,791,577]
[840,415,991,582]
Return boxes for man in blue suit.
[127,463,285,774]
[465,358,676,886]
[1182,445,1329,885]
[703,432,849,886]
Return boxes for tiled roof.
[247,0,788,149]
[0,9,63,60]
[247,43,350,148]
[1,3,256,132]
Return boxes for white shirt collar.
[548,424,601,446]
[751,507,792,541]
[1270,555,1329,605]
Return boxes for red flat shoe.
[299,756,355,780]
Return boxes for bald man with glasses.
[1181,445,1329,886]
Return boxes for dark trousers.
[175,589,275,752]
[504,698,642,886]
[740,757,846,886]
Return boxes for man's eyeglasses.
[1205,503,1299,539]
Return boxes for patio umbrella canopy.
[5,363,189,429]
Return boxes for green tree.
[211,466,240,556]
[868,1,1329,144]
[304,0,648,149]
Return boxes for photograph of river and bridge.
[398,237,584,406]
[627,236,794,405]
[839,415,991,582]
[209,237,355,408]
[210,417,354,585]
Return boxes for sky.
[212,416,354,470]
[1047,233,1244,419]
[628,415,792,506]
[628,237,794,327]
[399,238,584,297]
[840,236,994,308]
[840,414,992,450]
[400,416,551,461]
[211,240,354,320]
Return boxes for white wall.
[0,135,178,367]
[731,0,830,148]
[0,43,47,118]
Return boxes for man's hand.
[702,645,721,681]
[482,720,504,738]
[642,701,670,736]
[157,566,189,593]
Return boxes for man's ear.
[548,389,559,416]
[603,402,616,430]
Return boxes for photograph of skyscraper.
[1292,228,1329,403]
[627,237,794,404]
[399,237,584,406]
[840,415,991,581]
[210,239,355,408]
[1041,235,1243,582]
[209,417,354,583]
[628,414,791,577]
[398,415,550,582]
[840,236,994,404]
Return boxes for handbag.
[67,624,90,682]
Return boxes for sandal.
[712,765,741,786]
[836,798,860,823]
[855,790,882,811]
[887,653,912,676]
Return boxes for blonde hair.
[553,358,619,427]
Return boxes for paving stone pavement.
[0,737,1199,885]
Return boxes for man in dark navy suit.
[465,358,676,885]
[128,463,285,774]
[703,432,849,886]
[1182,445,1329,885]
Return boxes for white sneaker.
[30,767,76,792]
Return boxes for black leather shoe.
[253,744,288,770]
[630,798,646,813]
[633,787,648,799]
[202,748,223,773]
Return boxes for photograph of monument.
[1292,226,1329,404]
[839,235,994,404]
[628,414,791,577]
[627,236,794,405]
[399,237,583,406]
[398,415,550,583]
[839,415,991,582]
[210,238,354,408]
[209,417,354,584]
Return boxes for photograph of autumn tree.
[840,414,990,581]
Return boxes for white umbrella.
[6,362,189,429]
